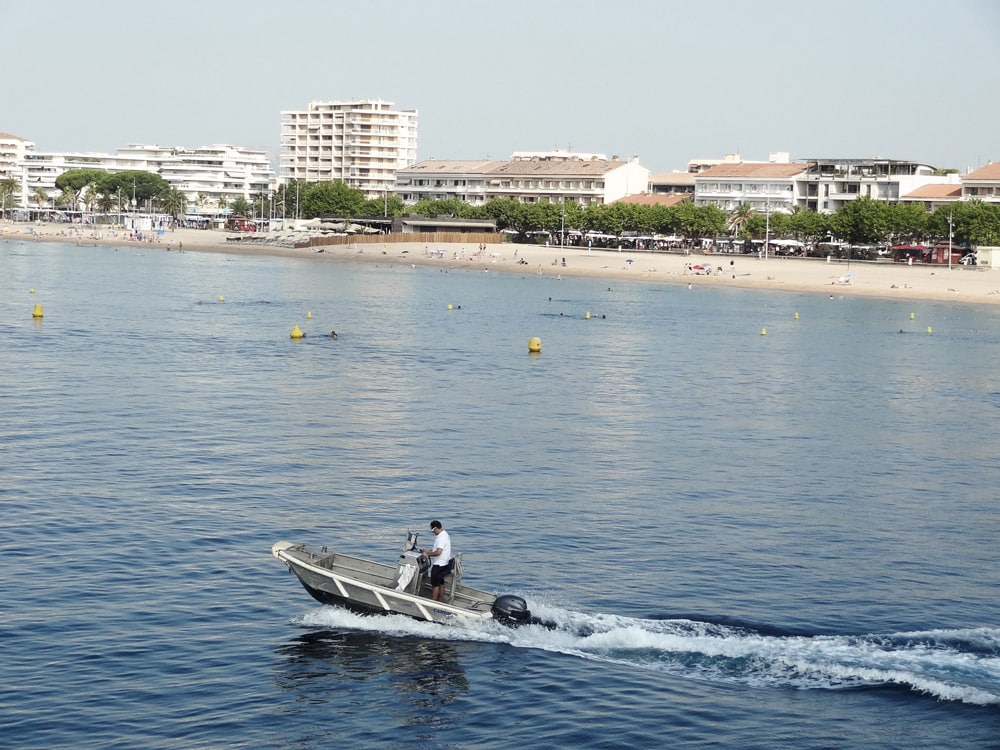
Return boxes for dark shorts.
[430,559,454,586]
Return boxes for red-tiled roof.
[488,157,625,177]
[964,162,1000,180]
[903,184,962,199]
[612,193,690,207]
[649,172,696,185]
[697,162,810,178]
[402,160,503,174]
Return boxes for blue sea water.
[1,239,998,749]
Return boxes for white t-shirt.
[430,529,452,566]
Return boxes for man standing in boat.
[419,520,453,601]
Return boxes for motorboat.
[272,532,532,626]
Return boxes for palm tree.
[82,186,99,215]
[230,196,251,217]
[160,187,187,221]
[33,188,50,219]
[57,186,77,212]
[0,176,18,219]
[728,202,755,236]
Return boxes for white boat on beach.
[272,532,533,627]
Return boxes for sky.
[3,0,998,174]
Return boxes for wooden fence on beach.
[304,231,501,249]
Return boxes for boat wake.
[296,603,1000,706]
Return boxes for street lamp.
[763,195,770,260]
[948,210,954,270]
[560,197,566,249]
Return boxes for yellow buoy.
[32,304,43,319]
[447,304,453,311]
[794,312,799,320]
[528,337,542,353]
[306,311,312,319]
[926,326,933,334]
[290,325,305,339]
[218,295,225,302]
[909,312,915,320]
[585,311,591,319]
[760,328,767,336]
[29,288,35,294]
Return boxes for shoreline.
[4,221,999,306]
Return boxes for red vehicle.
[225,216,268,232]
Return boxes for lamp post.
[948,211,954,270]
[764,195,770,260]
[560,197,566,249]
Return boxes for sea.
[2,239,999,749]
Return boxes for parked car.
[959,253,977,266]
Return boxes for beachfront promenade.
[3,221,998,306]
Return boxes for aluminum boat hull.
[272,541,506,625]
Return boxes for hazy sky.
[4,0,997,173]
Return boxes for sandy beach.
[4,221,999,306]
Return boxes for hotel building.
[395,151,651,207]
[7,143,274,214]
[279,99,418,197]
[694,154,961,215]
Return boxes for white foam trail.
[291,604,1000,706]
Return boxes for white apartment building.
[397,151,651,207]
[279,99,418,197]
[0,132,34,179]
[799,157,956,213]
[958,161,1000,204]
[694,155,960,215]
[394,160,505,205]
[10,143,275,213]
[694,162,809,214]
[117,143,276,213]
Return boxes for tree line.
[5,170,998,248]
[280,180,999,249]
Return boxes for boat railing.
[445,553,463,603]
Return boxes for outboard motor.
[491,594,531,626]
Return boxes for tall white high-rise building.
[279,99,417,197]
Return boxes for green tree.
[886,202,929,244]
[300,180,366,218]
[160,187,187,219]
[96,191,115,214]
[728,202,755,237]
[749,211,791,238]
[928,199,1000,247]
[33,188,49,211]
[0,176,18,217]
[56,186,77,210]
[82,186,99,214]
[788,207,828,244]
[362,194,404,217]
[55,168,106,206]
[96,171,169,210]
[481,198,525,232]
[828,196,891,245]
[408,197,473,218]
[675,203,727,239]
[229,196,252,216]
[644,203,678,235]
